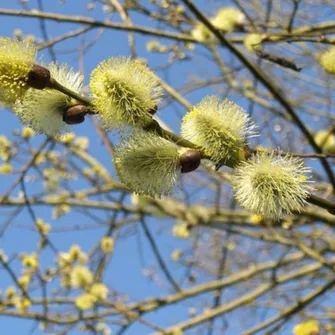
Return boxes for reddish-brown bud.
[27,64,51,89]
[180,149,201,173]
[63,105,87,125]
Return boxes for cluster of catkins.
[0,37,313,220]
[191,7,246,43]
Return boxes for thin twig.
[140,216,181,292]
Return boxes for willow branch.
[162,258,334,332]
[0,8,196,43]
[243,278,335,335]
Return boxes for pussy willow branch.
[37,26,93,51]
[1,5,335,333]
[0,257,32,301]
[0,8,196,43]
[2,195,335,228]
[162,258,334,333]
[48,76,206,152]
[181,0,335,192]
[287,0,301,32]
[2,8,335,43]
[0,252,323,327]
[253,148,335,159]
[243,278,335,335]
[48,55,335,214]
[0,251,304,307]
[212,228,335,273]
[3,6,335,173]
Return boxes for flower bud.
[27,64,51,89]
[63,105,87,125]
[180,149,201,173]
[14,62,84,136]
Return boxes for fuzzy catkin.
[232,152,312,220]
[244,34,263,52]
[181,96,257,165]
[0,38,36,106]
[14,62,83,137]
[114,131,181,197]
[90,57,162,129]
[211,7,245,32]
[191,23,215,43]
[319,47,335,75]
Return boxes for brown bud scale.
[63,105,87,125]
[27,64,51,90]
[180,149,201,173]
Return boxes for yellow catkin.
[114,130,180,197]
[70,265,94,289]
[21,253,39,271]
[13,296,31,313]
[211,7,245,32]
[90,57,162,129]
[172,222,190,239]
[36,218,51,235]
[314,129,335,153]
[244,34,263,52]
[181,96,257,165]
[0,162,13,174]
[249,214,263,224]
[75,293,96,310]
[293,320,319,335]
[89,283,109,301]
[232,152,312,220]
[171,249,183,261]
[191,23,215,43]
[14,62,83,137]
[100,237,114,253]
[21,127,35,139]
[319,46,335,74]
[0,38,36,106]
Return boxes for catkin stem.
[144,120,197,148]
[306,194,335,215]
[144,120,211,160]
[49,77,94,108]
